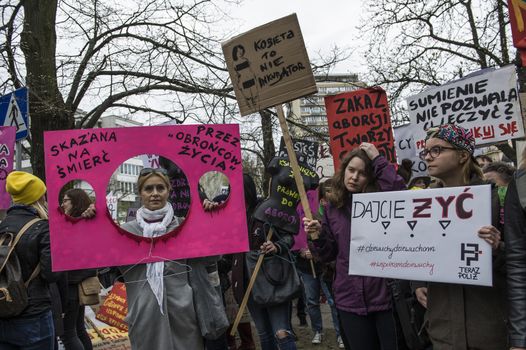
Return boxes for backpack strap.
[0,218,42,274]
[25,263,41,287]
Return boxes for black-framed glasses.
[419,146,458,160]
[139,167,168,177]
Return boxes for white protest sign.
[393,124,428,177]
[139,154,160,168]
[106,191,118,221]
[406,65,524,150]
[349,185,492,286]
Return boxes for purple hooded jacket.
[311,156,406,315]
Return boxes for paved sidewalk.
[248,302,342,349]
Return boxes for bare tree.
[1,0,349,183]
[1,0,238,179]
[360,0,517,159]
[361,0,512,121]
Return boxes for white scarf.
[136,203,174,314]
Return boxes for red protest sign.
[325,88,396,170]
[508,0,526,65]
[96,282,128,332]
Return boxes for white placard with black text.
[405,65,524,149]
[349,185,493,286]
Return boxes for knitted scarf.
[136,203,174,314]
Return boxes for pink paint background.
[0,127,15,209]
[44,124,248,271]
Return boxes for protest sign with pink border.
[0,126,15,209]
[44,124,248,271]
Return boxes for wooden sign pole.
[275,105,313,220]
[275,104,317,278]
[231,104,317,337]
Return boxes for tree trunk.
[21,0,73,181]
[259,109,275,197]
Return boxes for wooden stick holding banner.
[223,13,319,335]
[275,105,317,278]
[231,229,274,336]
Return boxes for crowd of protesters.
[1,123,526,350]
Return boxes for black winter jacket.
[0,205,61,318]
[505,175,526,348]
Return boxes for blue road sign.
[0,88,29,141]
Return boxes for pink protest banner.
[0,127,15,209]
[44,124,248,271]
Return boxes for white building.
[289,74,364,179]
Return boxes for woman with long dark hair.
[304,143,405,350]
[60,188,95,350]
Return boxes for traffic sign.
[0,88,29,141]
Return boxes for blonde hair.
[459,151,483,185]
[137,172,171,193]
[25,196,49,220]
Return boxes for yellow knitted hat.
[6,171,47,205]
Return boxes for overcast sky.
[221,0,368,77]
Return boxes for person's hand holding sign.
[415,287,428,308]
[81,204,97,219]
[300,248,312,260]
[202,198,221,211]
[260,241,277,255]
[303,217,321,240]
[478,225,501,250]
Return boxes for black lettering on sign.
[50,131,117,157]
[352,199,405,223]
[253,30,295,51]
[258,62,305,88]
[415,86,518,125]
[57,149,111,179]
[175,128,242,171]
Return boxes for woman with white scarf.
[119,168,204,350]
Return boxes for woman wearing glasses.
[303,143,405,350]
[118,167,225,350]
[60,189,96,350]
[414,124,507,349]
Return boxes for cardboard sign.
[393,124,428,177]
[222,14,317,116]
[508,0,526,64]
[277,137,318,169]
[349,186,493,286]
[0,127,15,209]
[95,282,128,331]
[86,305,131,350]
[253,157,319,235]
[44,124,248,271]
[406,65,524,150]
[88,328,130,350]
[325,88,396,170]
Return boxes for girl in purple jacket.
[304,142,405,350]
